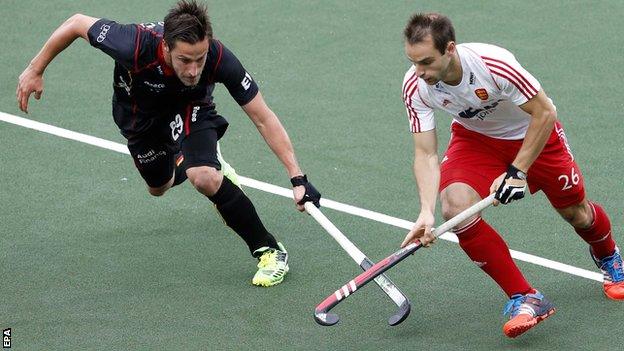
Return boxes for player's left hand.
[401,211,435,248]
[490,164,527,206]
[16,64,44,113]
[291,175,321,211]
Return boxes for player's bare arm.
[490,89,557,205]
[241,92,310,210]
[401,129,439,248]
[512,89,558,172]
[17,14,99,113]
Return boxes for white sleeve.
[482,52,541,105]
[402,72,435,133]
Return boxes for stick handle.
[304,202,367,263]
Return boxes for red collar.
[157,41,175,76]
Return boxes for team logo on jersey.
[442,99,452,107]
[191,106,200,122]
[434,83,451,95]
[458,99,503,120]
[115,75,132,96]
[143,81,165,90]
[241,72,252,90]
[139,21,164,29]
[96,24,111,43]
[474,88,489,101]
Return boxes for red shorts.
[439,122,585,209]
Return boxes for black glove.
[495,164,527,205]
[290,174,321,207]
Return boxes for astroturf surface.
[1,1,623,350]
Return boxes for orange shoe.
[502,291,555,338]
[603,282,624,300]
[591,247,624,300]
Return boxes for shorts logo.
[136,149,167,164]
[96,24,111,43]
[170,114,183,141]
[555,124,574,160]
[474,88,488,101]
[241,72,252,90]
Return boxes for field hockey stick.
[304,202,411,326]
[314,193,496,326]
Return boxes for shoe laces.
[503,293,542,317]
[258,250,278,268]
[601,251,624,283]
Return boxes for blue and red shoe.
[502,291,555,338]
[591,247,624,300]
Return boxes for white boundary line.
[0,111,602,282]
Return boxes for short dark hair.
[163,0,212,49]
[404,13,455,55]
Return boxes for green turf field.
[1,0,623,350]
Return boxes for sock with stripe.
[456,217,533,297]
[575,202,616,259]
[208,176,279,255]
[172,153,187,187]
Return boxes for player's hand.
[401,212,435,248]
[291,175,321,211]
[16,64,44,113]
[490,164,527,206]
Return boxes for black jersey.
[87,19,259,138]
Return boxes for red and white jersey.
[402,43,552,139]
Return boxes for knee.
[148,187,167,197]
[187,166,223,196]
[147,178,174,197]
[440,183,482,223]
[558,201,593,228]
[440,196,472,222]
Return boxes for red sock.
[456,217,533,298]
[575,202,616,259]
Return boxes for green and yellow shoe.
[252,242,289,287]
[216,142,241,188]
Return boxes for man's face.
[165,39,209,86]
[405,35,454,85]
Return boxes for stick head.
[314,311,339,326]
[388,299,411,326]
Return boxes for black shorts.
[121,101,229,188]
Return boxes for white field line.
[0,111,602,282]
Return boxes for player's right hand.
[401,212,435,248]
[16,65,44,113]
[291,174,321,211]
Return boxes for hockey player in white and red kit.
[398,13,623,338]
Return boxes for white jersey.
[402,43,552,139]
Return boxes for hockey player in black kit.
[17,0,321,287]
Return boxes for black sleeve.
[213,41,259,106]
[87,18,138,70]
